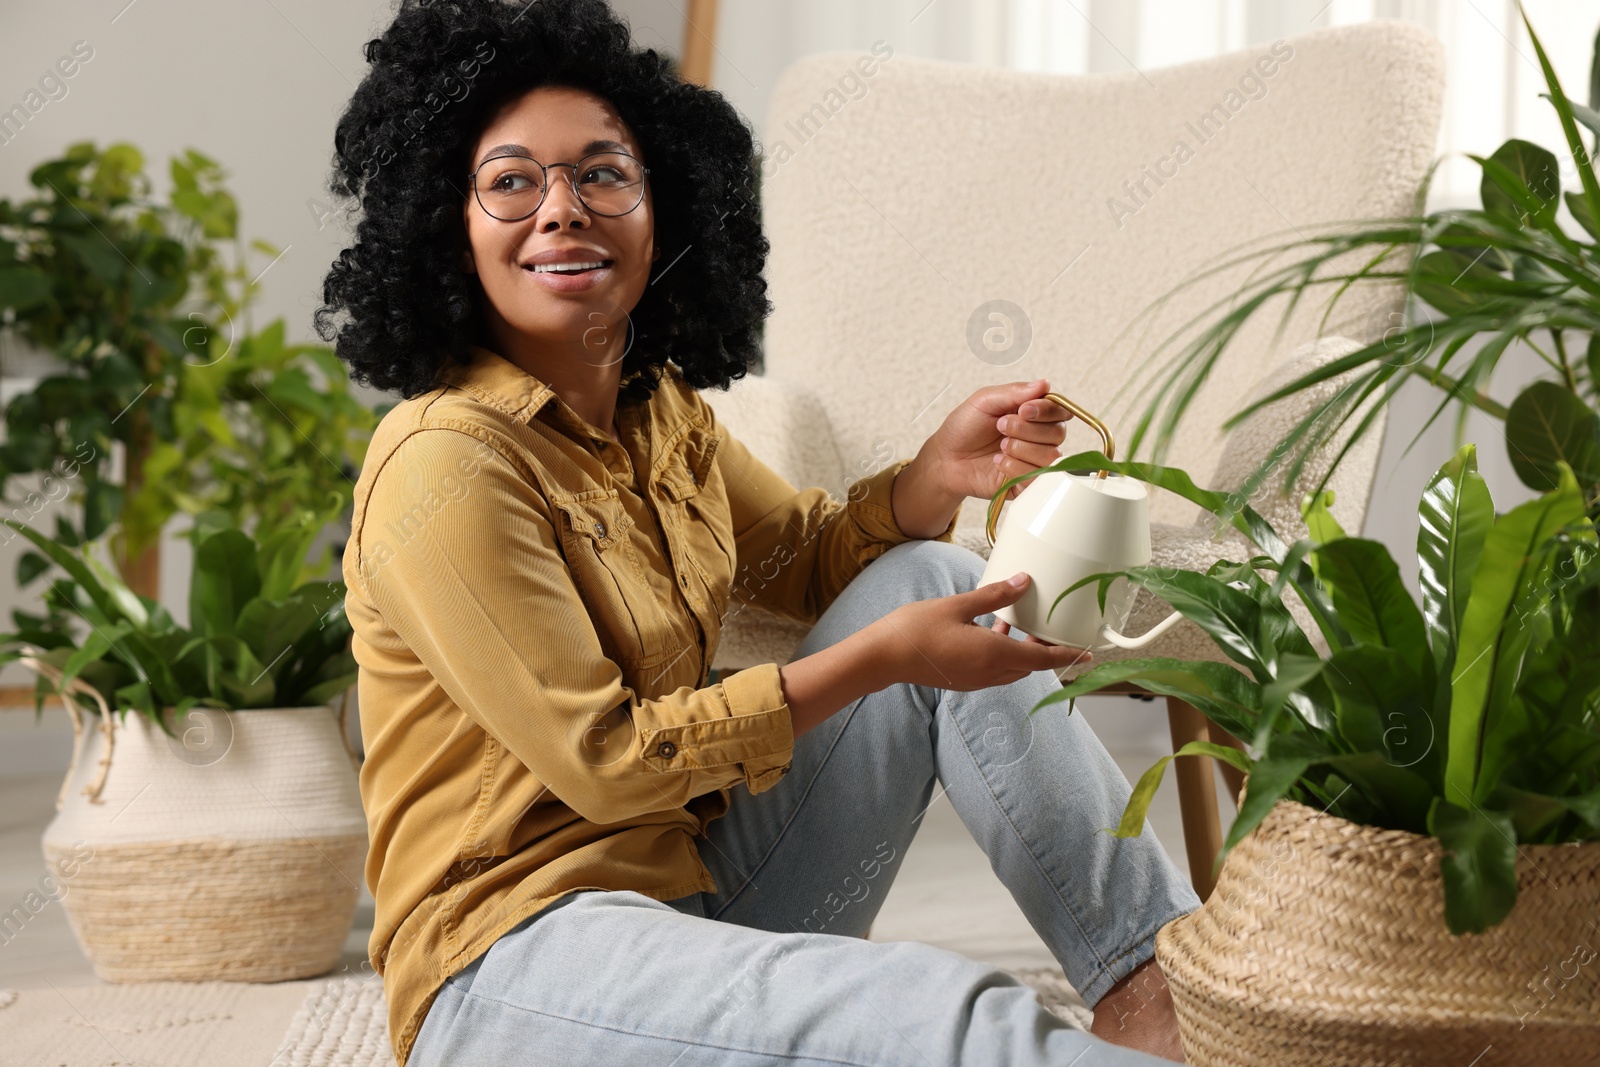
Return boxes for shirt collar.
[441,344,649,453]
[438,344,558,423]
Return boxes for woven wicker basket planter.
[36,671,368,984]
[1154,797,1600,1066]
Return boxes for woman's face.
[462,85,655,368]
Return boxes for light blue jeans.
[407,540,1199,1066]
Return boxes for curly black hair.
[314,0,769,403]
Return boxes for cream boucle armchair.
[704,20,1445,896]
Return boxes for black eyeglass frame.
[467,150,652,221]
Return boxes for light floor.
[0,696,1229,990]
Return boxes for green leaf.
[1047,656,1264,743]
[189,528,261,638]
[1448,464,1584,807]
[1560,96,1600,139]
[1321,751,1435,833]
[3,519,122,624]
[1222,747,1320,854]
[58,231,129,286]
[0,266,52,310]
[1522,8,1600,247]
[58,621,134,692]
[1323,644,1442,794]
[1254,651,1327,751]
[82,478,122,542]
[1107,740,1255,839]
[1588,335,1600,401]
[1504,380,1600,493]
[1301,489,1345,544]
[1107,566,1290,682]
[1417,445,1494,674]
[15,551,50,587]
[1564,189,1600,239]
[1309,538,1428,658]
[256,496,342,599]
[1478,138,1560,223]
[1427,798,1519,935]
[1410,249,1512,314]
[299,668,356,707]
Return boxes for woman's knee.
[870,539,986,602]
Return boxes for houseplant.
[0,141,376,599]
[996,444,1598,1062]
[0,504,366,983]
[1113,8,1600,517]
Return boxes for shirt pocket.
[658,419,735,621]
[549,486,679,670]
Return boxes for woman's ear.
[461,246,476,274]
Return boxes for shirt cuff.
[848,458,962,545]
[638,662,795,794]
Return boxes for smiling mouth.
[525,259,614,275]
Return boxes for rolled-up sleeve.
[694,393,962,629]
[354,429,793,826]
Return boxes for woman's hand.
[924,378,1074,504]
[866,572,1094,692]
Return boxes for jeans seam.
[706,695,869,922]
[454,988,885,1067]
[942,684,1117,997]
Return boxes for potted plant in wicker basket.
[982,9,1600,1062]
[0,506,363,983]
[1007,444,1597,1064]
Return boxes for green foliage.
[0,140,377,581]
[0,500,355,733]
[1115,8,1600,515]
[996,446,1600,936]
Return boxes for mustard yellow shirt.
[342,344,961,1065]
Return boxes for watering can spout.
[1096,611,1186,650]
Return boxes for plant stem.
[1552,328,1580,394]
[1420,367,1511,420]
[1523,335,1568,378]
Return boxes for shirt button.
[594,521,607,538]
[680,573,688,586]
[657,741,677,759]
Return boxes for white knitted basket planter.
[29,657,368,983]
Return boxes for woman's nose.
[538,168,591,228]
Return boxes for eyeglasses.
[467,150,650,221]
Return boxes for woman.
[318,1,1199,1064]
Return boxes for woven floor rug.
[0,965,1090,1066]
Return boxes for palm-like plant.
[1117,8,1600,514]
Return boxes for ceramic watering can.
[977,393,1186,652]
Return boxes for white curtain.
[713,0,1009,152]
[1001,0,1599,209]
[716,1,1599,210]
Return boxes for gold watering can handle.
[985,392,1115,548]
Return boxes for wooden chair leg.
[1166,697,1222,901]
[1210,725,1249,808]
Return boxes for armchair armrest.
[702,374,852,672]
